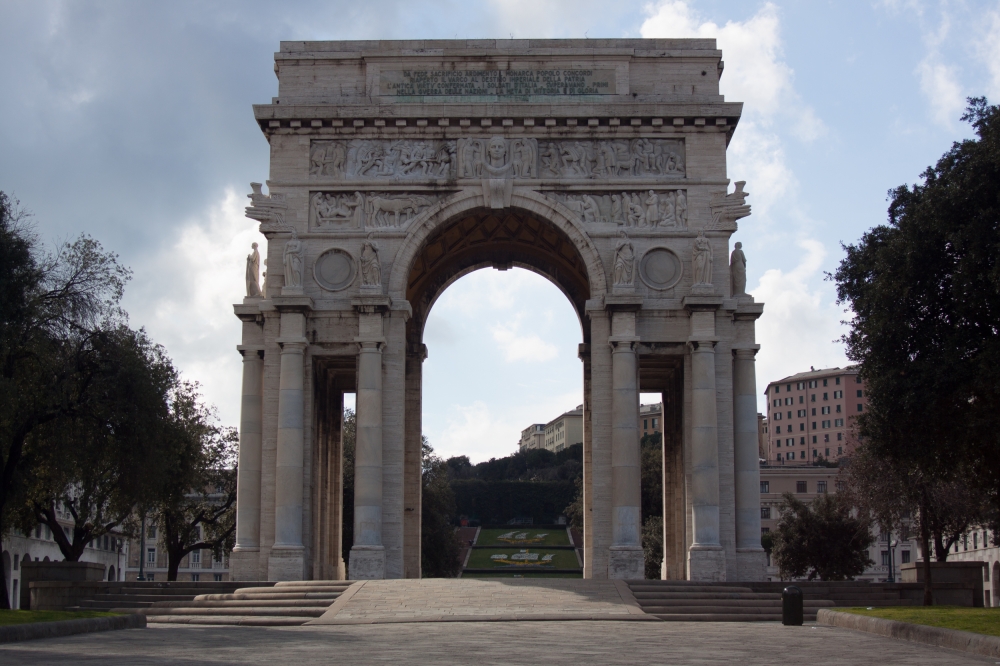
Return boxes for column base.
[608,546,645,580]
[229,547,261,581]
[687,545,727,581]
[348,545,385,580]
[268,546,305,581]
[735,547,767,582]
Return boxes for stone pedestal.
[349,545,386,580]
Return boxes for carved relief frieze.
[310,191,443,230]
[457,137,537,178]
[310,140,456,179]
[547,190,688,229]
[538,139,684,179]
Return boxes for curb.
[0,614,146,644]
[818,608,1000,659]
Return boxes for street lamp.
[887,534,898,583]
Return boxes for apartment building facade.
[758,465,920,583]
[764,366,868,464]
[123,523,230,582]
[520,403,663,454]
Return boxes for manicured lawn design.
[466,548,580,570]
[0,610,121,626]
[462,572,583,578]
[477,528,570,547]
[840,606,1000,637]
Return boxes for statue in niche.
[613,232,635,286]
[730,242,747,296]
[245,242,262,298]
[693,230,713,285]
[261,259,268,299]
[283,237,303,289]
[360,234,381,287]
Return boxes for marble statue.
[360,235,381,287]
[284,238,303,288]
[730,241,747,296]
[261,259,268,299]
[245,242,262,298]
[613,232,635,286]
[693,230,713,285]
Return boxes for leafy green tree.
[14,326,175,561]
[144,382,238,581]
[834,98,1000,601]
[421,438,461,577]
[340,408,355,567]
[772,492,874,581]
[642,515,663,579]
[0,193,132,608]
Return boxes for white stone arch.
[387,188,609,301]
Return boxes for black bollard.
[782,585,804,625]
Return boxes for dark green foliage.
[640,435,663,521]
[340,409,356,567]
[772,492,874,581]
[564,475,584,530]
[421,438,462,577]
[453,443,583,483]
[834,97,1000,501]
[642,515,663,579]
[451,480,577,525]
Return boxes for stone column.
[350,303,388,579]
[403,344,426,578]
[734,347,766,580]
[268,311,307,580]
[231,347,263,581]
[608,310,644,579]
[687,306,726,581]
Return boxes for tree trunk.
[167,544,182,581]
[933,533,949,562]
[920,500,934,606]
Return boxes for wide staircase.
[69,581,248,612]
[628,581,836,621]
[135,581,353,626]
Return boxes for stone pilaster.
[607,302,644,579]
[268,310,307,581]
[685,297,726,581]
[350,299,389,579]
[231,346,263,581]
[403,343,426,578]
[733,347,766,580]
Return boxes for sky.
[1,0,997,462]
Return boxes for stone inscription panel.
[380,69,617,96]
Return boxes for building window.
[837,447,843,455]
[963,534,968,550]
[811,394,816,402]
[147,573,155,581]
[652,418,658,429]
[214,574,223,582]
[836,404,841,413]
[822,406,830,415]
[797,410,806,417]
[857,404,864,412]
[786,384,791,391]
[147,548,156,564]
[835,377,841,385]
[833,390,843,399]
[787,438,794,446]
[775,426,781,434]
[796,481,807,493]
[762,527,770,534]
[775,386,780,393]
[824,434,829,442]
[776,453,782,461]
[800,424,805,432]
[761,507,771,519]
[817,481,827,494]
[800,437,805,445]
[812,436,817,444]
[857,390,863,398]
[824,448,830,457]
[974,533,978,549]
[191,550,201,564]
[881,551,890,566]
[148,525,157,539]
[836,481,845,492]
[823,379,828,387]
[822,420,830,428]
[191,574,199,582]
[800,451,806,459]
[812,449,818,457]
[901,551,910,564]
[856,376,862,384]
[787,411,792,419]
[760,481,769,493]
[837,433,843,441]
[823,392,829,400]
[811,408,816,416]
[834,419,844,427]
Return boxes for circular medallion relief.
[639,247,683,291]
[313,248,356,291]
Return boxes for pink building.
[764,366,868,464]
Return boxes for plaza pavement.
[0,620,991,664]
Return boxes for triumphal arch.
[231,39,765,582]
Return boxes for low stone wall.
[744,580,978,607]
[29,580,253,611]
[818,608,1000,659]
[20,561,106,610]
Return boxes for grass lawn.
[0,610,121,626]
[466,547,580,570]
[462,572,583,578]
[477,528,570,547]
[840,606,1000,637]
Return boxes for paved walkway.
[1,621,990,664]
[311,579,649,624]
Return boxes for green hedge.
[451,479,576,525]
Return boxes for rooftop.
[765,365,859,389]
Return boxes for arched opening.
[402,207,595,578]
[108,565,116,582]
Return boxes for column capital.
[687,339,719,351]
[732,346,760,359]
[608,335,640,352]
[352,295,392,315]
[276,337,308,353]
[682,294,724,311]
[604,294,643,312]
[355,338,386,352]
[406,342,428,361]
[237,345,265,359]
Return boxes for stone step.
[80,594,199,604]
[629,585,755,594]
[150,599,334,609]
[73,600,156,610]
[652,613,812,622]
[273,580,355,587]
[139,606,326,617]
[146,615,309,626]
[194,592,341,601]
[639,604,814,615]
[632,592,781,601]
[234,585,349,595]
[635,599,834,609]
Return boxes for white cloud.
[751,239,849,396]
[976,8,1000,99]
[491,315,559,362]
[916,57,964,127]
[432,400,521,461]
[124,187,264,427]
